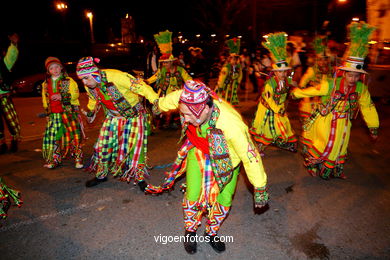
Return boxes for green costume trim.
[185,121,240,207]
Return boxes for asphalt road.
[0,80,389,259]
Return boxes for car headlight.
[14,80,26,86]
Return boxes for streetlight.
[86,11,95,44]
[352,17,359,21]
[56,2,68,11]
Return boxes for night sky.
[1,0,366,43]
[0,0,366,75]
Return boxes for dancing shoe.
[85,177,108,187]
[183,230,197,254]
[9,140,18,153]
[205,233,226,253]
[0,143,7,154]
[137,180,147,192]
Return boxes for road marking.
[0,197,113,232]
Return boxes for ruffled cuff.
[254,186,269,206]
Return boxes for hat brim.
[272,67,292,71]
[159,57,177,62]
[339,67,368,74]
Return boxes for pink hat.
[179,80,220,118]
[76,56,100,77]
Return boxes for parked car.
[11,61,83,96]
[11,58,141,96]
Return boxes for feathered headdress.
[154,30,176,62]
[226,38,241,56]
[312,36,329,58]
[340,21,376,73]
[262,32,291,71]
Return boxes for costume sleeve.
[229,128,267,188]
[216,66,228,90]
[145,69,160,84]
[238,66,243,83]
[157,89,182,112]
[180,67,193,82]
[262,81,281,113]
[299,67,315,88]
[131,78,159,104]
[292,79,329,98]
[111,70,159,104]
[41,82,48,110]
[86,89,97,111]
[69,78,80,106]
[3,43,18,72]
[358,84,379,129]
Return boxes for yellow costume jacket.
[85,69,158,115]
[157,90,267,188]
[292,77,379,168]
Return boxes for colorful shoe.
[43,163,58,169]
[75,162,84,169]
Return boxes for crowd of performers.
[0,21,380,254]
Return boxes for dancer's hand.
[369,128,378,142]
[278,108,285,116]
[50,93,62,101]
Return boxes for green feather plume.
[262,32,287,62]
[312,36,327,56]
[347,22,376,58]
[226,38,241,55]
[154,30,172,45]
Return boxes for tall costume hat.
[76,56,102,83]
[262,32,291,71]
[312,36,329,58]
[226,38,241,56]
[339,21,376,74]
[154,30,176,62]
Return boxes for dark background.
[0,0,367,76]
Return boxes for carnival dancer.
[0,33,20,154]
[298,36,334,121]
[146,80,269,254]
[215,38,243,105]
[291,22,379,180]
[250,32,298,155]
[0,177,22,219]
[42,57,84,169]
[145,30,192,129]
[76,57,159,190]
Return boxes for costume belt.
[106,109,125,119]
[260,97,272,110]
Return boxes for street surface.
[0,76,389,259]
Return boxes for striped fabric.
[86,113,148,182]
[43,111,83,165]
[0,95,20,140]
[194,148,219,215]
